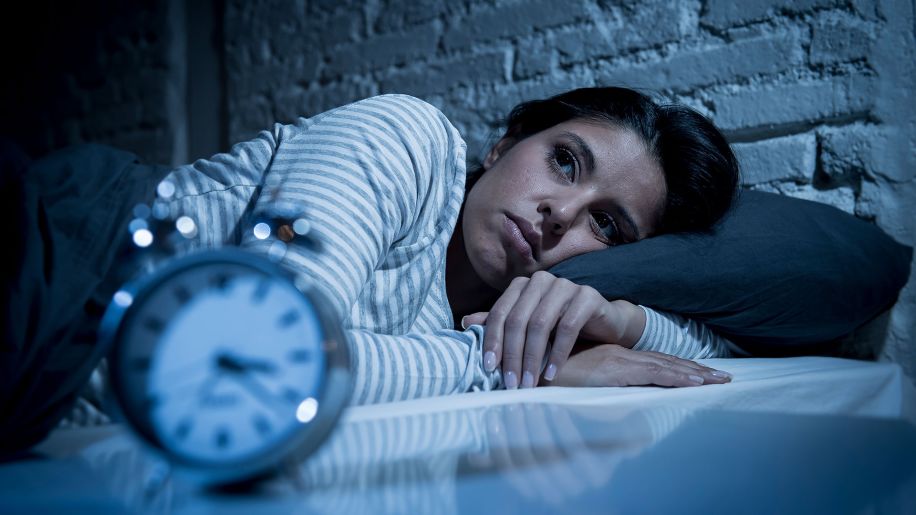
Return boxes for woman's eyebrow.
[560,131,595,173]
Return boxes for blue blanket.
[1,143,170,454]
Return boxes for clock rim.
[99,248,352,484]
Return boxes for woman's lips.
[503,216,535,263]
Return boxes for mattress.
[348,356,916,424]
[4,355,914,515]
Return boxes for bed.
[4,123,914,514]
[2,355,914,514]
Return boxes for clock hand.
[215,352,277,375]
[229,373,296,415]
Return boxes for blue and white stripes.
[165,95,502,404]
[634,306,735,358]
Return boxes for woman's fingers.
[481,279,526,380]
[554,344,734,388]
[622,352,731,387]
[462,311,488,328]
[521,278,581,386]
[540,286,602,383]
[501,272,566,389]
[637,351,732,384]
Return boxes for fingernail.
[689,374,704,385]
[505,371,518,390]
[522,371,534,388]
[544,363,557,381]
[710,370,732,380]
[484,351,496,372]
[461,316,468,330]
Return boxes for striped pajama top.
[162,94,732,406]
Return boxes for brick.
[374,0,456,33]
[810,19,874,65]
[775,183,856,214]
[824,127,915,189]
[818,124,904,181]
[850,0,881,19]
[443,0,590,51]
[733,133,815,185]
[272,80,377,123]
[856,179,916,242]
[515,34,554,79]
[597,32,801,92]
[316,80,377,114]
[556,3,688,64]
[305,0,363,16]
[436,73,586,157]
[380,50,507,97]
[474,74,586,125]
[324,21,441,76]
[702,0,839,28]
[709,75,876,133]
[227,94,273,145]
[316,13,363,48]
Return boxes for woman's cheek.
[554,235,605,264]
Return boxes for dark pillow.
[549,190,913,355]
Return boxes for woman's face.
[462,119,666,290]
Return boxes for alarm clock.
[99,198,351,486]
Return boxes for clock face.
[111,256,327,467]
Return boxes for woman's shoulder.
[295,94,460,142]
[283,93,467,180]
[341,93,447,119]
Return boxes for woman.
[2,87,737,451]
[162,86,737,403]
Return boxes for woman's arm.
[170,94,501,404]
[634,306,736,359]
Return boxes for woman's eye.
[550,146,577,180]
[591,212,620,243]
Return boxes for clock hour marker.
[215,427,231,448]
[173,285,191,304]
[287,348,312,363]
[143,317,165,333]
[252,279,271,303]
[175,418,193,440]
[253,414,271,436]
[211,273,231,290]
[277,309,300,329]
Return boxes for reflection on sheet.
[3,402,916,514]
[2,403,690,514]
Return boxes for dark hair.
[469,86,740,234]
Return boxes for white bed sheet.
[349,356,916,424]
[12,356,914,514]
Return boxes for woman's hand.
[461,271,647,389]
[552,344,732,387]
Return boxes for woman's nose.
[538,197,581,234]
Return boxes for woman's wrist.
[608,300,646,348]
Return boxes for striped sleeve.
[237,95,501,404]
[632,305,735,358]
